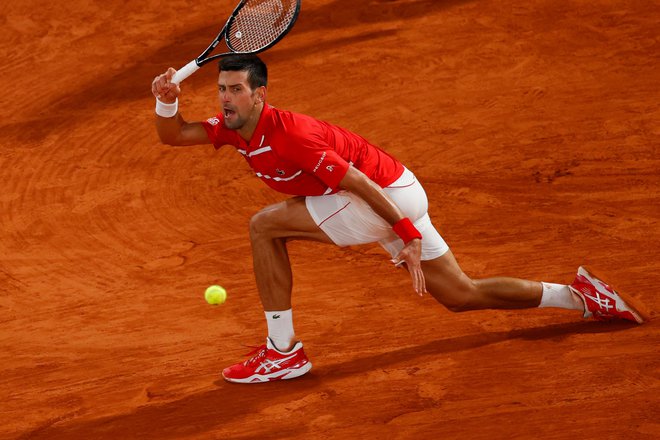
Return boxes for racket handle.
[171,60,200,85]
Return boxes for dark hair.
[218,54,268,90]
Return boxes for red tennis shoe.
[222,337,312,383]
[569,266,646,323]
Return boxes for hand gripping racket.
[172,0,301,85]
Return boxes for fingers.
[151,68,180,102]
[406,260,424,296]
[414,267,426,296]
[406,266,423,296]
[392,241,425,296]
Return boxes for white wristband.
[155,98,178,118]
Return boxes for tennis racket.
[171,0,301,84]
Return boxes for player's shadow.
[2,0,474,144]
[18,321,637,440]
[1,29,394,145]
[294,0,475,32]
[314,320,638,378]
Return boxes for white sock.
[265,309,295,352]
[539,282,584,311]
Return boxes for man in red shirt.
[152,55,645,384]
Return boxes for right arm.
[151,68,210,146]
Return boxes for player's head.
[218,54,268,90]
[217,55,268,131]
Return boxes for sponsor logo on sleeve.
[312,151,327,173]
[207,117,220,126]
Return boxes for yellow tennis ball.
[204,285,227,305]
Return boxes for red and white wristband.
[393,218,422,244]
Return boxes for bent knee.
[436,294,473,313]
[427,280,479,313]
[444,300,474,313]
[249,207,280,239]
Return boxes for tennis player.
[151,54,645,384]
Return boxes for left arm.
[338,166,425,295]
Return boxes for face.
[218,70,264,130]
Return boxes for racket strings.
[227,0,298,52]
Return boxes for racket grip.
[171,60,200,85]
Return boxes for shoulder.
[203,113,241,146]
[202,114,224,132]
[270,107,322,134]
[277,111,328,155]
[206,115,221,125]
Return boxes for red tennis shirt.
[201,104,404,196]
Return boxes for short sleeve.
[201,115,237,150]
[283,133,350,190]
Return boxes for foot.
[569,266,646,323]
[222,337,312,383]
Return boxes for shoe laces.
[242,344,268,367]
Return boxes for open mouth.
[224,107,235,119]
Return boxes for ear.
[257,86,267,103]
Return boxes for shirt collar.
[248,103,273,148]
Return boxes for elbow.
[157,133,182,147]
[337,165,363,191]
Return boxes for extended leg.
[421,250,582,312]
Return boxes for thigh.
[379,213,449,261]
[305,190,391,246]
[305,168,441,249]
[381,170,449,260]
[252,197,335,243]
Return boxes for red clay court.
[1,0,658,438]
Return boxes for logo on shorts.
[273,314,281,319]
[326,165,335,172]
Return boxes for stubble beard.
[223,117,243,130]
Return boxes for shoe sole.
[580,266,649,323]
[223,361,312,384]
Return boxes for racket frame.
[172,0,301,84]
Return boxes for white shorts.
[305,168,449,261]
